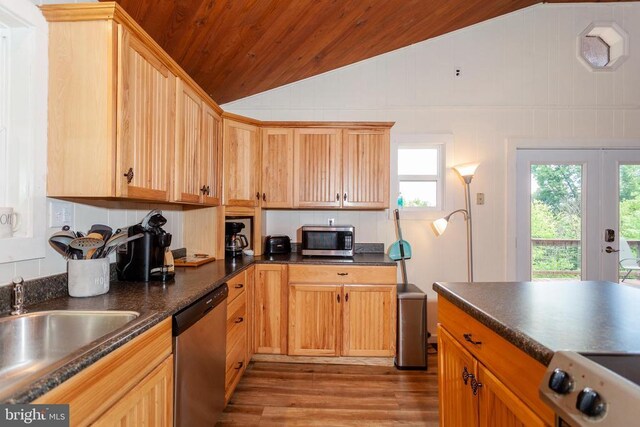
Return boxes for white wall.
[224,2,640,337]
[0,0,184,285]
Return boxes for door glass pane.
[530,165,582,281]
[619,164,640,283]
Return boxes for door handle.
[605,246,620,253]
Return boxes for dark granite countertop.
[2,253,395,403]
[433,281,640,366]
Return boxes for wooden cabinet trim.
[34,318,172,426]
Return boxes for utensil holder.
[67,258,110,297]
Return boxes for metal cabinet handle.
[345,292,349,302]
[462,366,472,385]
[463,333,482,345]
[337,294,341,303]
[124,168,134,184]
[262,193,266,201]
[336,193,340,201]
[337,272,349,276]
[234,316,244,323]
[471,377,483,395]
[256,192,260,200]
[206,185,211,195]
[234,283,244,289]
[234,361,244,370]
[200,185,208,194]
[343,192,347,201]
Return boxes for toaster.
[264,235,291,255]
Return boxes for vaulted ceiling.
[110,0,633,104]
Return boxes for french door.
[516,149,640,282]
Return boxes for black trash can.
[395,283,428,369]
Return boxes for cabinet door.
[261,128,293,208]
[342,285,396,356]
[342,129,390,208]
[477,363,545,427]
[288,284,341,356]
[254,264,288,354]
[92,355,173,427]
[293,128,342,208]
[438,326,478,427]
[117,28,174,201]
[201,103,222,205]
[174,78,202,203]
[223,119,260,207]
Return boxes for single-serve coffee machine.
[117,210,174,282]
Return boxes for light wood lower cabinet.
[437,298,553,426]
[92,356,173,427]
[288,284,342,356]
[254,264,288,354]
[225,271,248,403]
[287,265,397,357]
[35,318,173,427]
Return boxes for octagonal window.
[578,22,628,71]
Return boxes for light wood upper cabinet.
[293,128,342,208]
[342,284,396,356]
[254,264,288,354]
[117,28,175,201]
[288,284,342,356]
[174,79,222,205]
[223,118,261,207]
[201,103,223,205]
[261,128,294,208]
[342,129,390,209]
[174,79,202,203]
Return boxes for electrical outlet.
[328,218,335,226]
[476,193,485,205]
[49,201,74,228]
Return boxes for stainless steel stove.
[540,351,640,426]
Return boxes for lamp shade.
[431,217,448,236]
[453,162,480,179]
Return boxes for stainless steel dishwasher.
[173,283,228,427]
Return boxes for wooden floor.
[217,355,439,426]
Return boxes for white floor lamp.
[431,162,479,282]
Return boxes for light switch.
[49,201,74,228]
[476,193,485,205]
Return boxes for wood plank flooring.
[217,356,438,426]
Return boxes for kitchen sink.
[0,310,139,400]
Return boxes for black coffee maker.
[225,222,249,258]
[117,210,174,282]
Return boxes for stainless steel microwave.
[301,225,355,257]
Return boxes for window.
[578,22,628,71]
[393,134,451,214]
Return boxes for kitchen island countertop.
[3,253,395,404]
[433,281,640,366]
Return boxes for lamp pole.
[462,176,474,282]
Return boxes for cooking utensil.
[102,232,144,258]
[85,233,104,259]
[69,237,104,260]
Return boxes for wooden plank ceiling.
[111,0,633,104]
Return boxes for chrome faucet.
[10,276,25,315]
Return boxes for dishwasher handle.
[173,283,228,336]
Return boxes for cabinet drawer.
[438,298,554,424]
[226,292,247,354]
[227,271,246,303]
[289,265,396,284]
[225,337,247,391]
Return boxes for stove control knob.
[548,369,573,394]
[576,388,606,418]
